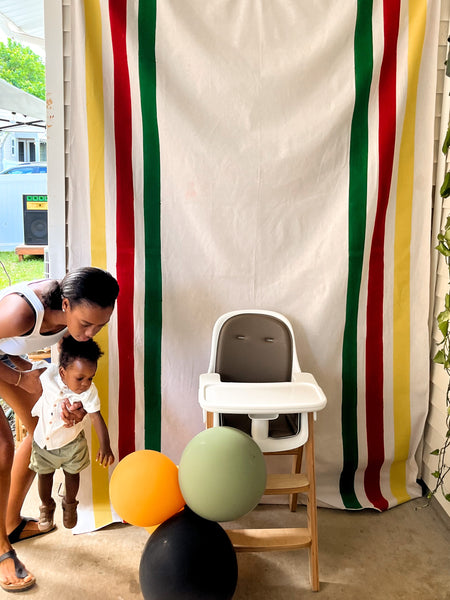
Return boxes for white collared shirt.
[32,364,101,450]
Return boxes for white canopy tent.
[0,1,46,128]
[0,79,45,129]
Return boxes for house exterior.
[0,109,47,172]
[0,108,47,250]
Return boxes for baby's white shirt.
[31,363,100,450]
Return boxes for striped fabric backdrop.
[68,0,440,532]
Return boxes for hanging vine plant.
[429,134,450,503]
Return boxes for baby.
[29,335,114,531]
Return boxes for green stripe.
[139,0,162,450]
[339,0,373,509]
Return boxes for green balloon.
[178,427,267,522]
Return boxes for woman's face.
[62,299,114,342]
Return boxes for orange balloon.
[109,450,185,527]
[145,524,160,535]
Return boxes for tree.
[0,39,45,100]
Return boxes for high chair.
[199,310,327,591]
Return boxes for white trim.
[44,0,66,278]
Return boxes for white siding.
[424,1,450,519]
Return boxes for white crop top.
[0,281,67,355]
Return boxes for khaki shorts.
[29,431,90,475]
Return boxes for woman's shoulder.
[0,291,37,337]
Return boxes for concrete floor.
[3,472,450,600]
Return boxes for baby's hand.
[96,447,115,468]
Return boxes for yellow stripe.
[390,0,427,503]
[84,0,112,527]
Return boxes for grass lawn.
[0,251,45,426]
[0,251,45,290]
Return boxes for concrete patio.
[4,470,450,600]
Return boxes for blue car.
[0,162,47,174]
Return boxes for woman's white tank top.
[0,281,67,355]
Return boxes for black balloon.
[139,507,238,600]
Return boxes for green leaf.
[441,172,450,198]
[446,293,450,310]
[430,449,440,455]
[445,494,450,502]
[443,127,450,155]
[445,215,450,230]
[436,242,450,257]
[437,310,450,325]
[438,319,449,337]
[434,349,446,364]
[432,471,440,478]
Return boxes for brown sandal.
[62,499,79,529]
[0,549,36,592]
[38,499,56,532]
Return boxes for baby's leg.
[61,471,79,529]
[63,471,79,504]
[37,473,54,506]
[37,472,56,532]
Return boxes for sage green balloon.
[178,427,267,522]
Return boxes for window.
[18,140,37,162]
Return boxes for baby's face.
[59,358,97,394]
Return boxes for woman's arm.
[89,411,115,467]
[0,292,46,394]
[0,360,45,395]
[61,398,87,426]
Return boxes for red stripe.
[109,0,136,459]
[364,0,400,511]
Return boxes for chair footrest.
[264,473,309,495]
[227,527,312,552]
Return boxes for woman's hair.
[59,335,103,369]
[42,267,119,310]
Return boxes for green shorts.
[29,431,90,475]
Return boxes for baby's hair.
[59,335,103,369]
[42,266,119,310]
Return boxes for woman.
[0,266,119,592]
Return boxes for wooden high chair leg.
[306,412,319,591]
[289,446,303,512]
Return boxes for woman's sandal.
[62,499,79,529]
[0,549,36,592]
[38,499,56,532]
[8,517,54,544]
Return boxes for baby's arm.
[89,411,115,467]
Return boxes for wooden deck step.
[227,527,312,552]
[264,473,309,495]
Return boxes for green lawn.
[0,251,45,290]
[0,251,45,427]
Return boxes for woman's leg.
[0,380,40,538]
[0,401,33,587]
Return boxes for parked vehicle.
[0,162,47,174]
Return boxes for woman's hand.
[96,447,115,468]
[61,398,87,427]
[18,368,46,395]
